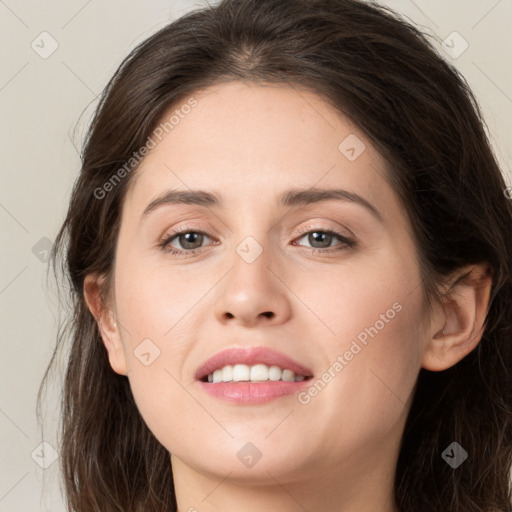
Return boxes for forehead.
[123,81,395,222]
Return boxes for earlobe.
[422,263,492,372]
[83,273,129,376]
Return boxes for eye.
[158,228,215,255]
[293,227,355,252]
[158,225,355,256]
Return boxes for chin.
[174,435,315,483]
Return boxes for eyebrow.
[141,187,384,223]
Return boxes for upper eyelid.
[294,222,353,237]
[162,223,351,240]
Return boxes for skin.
[84,81,492,512]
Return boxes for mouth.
[195,346,314,404]
[200,363,313,383]
[195,345,314,382]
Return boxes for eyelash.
[158,224,356,257]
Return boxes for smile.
[204,363,308,383]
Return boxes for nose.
[214,242,292,328]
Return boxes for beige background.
[1,1,511,510]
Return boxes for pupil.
[310,231,330,248]
[181,232,202,249]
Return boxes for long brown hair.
[39,0,512,510]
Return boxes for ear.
[83,273,128,376]
[422,263,493,371]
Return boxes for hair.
[38,0,512,510]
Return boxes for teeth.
[268,365,282,381]
[250,364,268,381]
[233,364,250,382]
[282,369,295,382]
[222,365,233,382]
[206,363,307,383]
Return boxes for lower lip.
[198,379,311,404]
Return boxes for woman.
[41,0,512,510]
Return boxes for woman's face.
[107,81,431,489]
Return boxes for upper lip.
[195,346,314,381]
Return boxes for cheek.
[296,242,424,352]
[294,247,426,422]
[114,256,209,353]
[112,264,205,448]
[111,254,220,448]
[291,301,425,464]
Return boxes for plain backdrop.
[1,1,511,510]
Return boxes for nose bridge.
[228,201,275,274]
[213,226,292,326]
[229,231,275,297]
